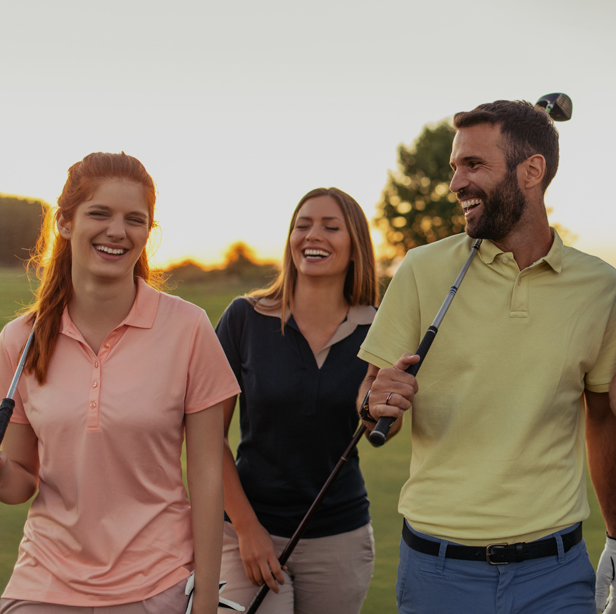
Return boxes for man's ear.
[520,154,546,190]
[56,211,72,240]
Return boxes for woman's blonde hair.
[250,187,378,325]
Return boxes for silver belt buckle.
[486,542,509,565]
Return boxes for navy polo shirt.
[216,297,374,538]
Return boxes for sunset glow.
[1,1,614,269]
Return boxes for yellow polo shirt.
[359,230,616,546]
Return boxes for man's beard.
[465,169,526,241]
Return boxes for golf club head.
[535,93,572,122]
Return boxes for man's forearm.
[586,391,616,536]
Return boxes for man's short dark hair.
[453,100,560,191]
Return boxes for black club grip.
[368,326,438,447]
[0,398,15,446]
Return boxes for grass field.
[0,267,608,612]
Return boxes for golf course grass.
[0,268,608,612]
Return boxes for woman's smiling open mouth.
[303,248,331,260]
[94,244,128,256]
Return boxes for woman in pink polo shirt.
[0,153,240,614]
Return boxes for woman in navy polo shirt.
[215,187,378,614]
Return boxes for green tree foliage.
[0,195,47,267]
[375,121,465,257]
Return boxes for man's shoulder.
[397,234,473,276]
[562,244,616,283]
[408,233,470,258]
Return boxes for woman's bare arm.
[221,395,285,592]
[186,403,225,614]
[0,422,39,504]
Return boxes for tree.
[223,242,278,282]
[375,121,464,257]
[223,242,258,274]
[0,195,47,267]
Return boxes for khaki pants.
[0,577,188,614]
[218,521,374,614]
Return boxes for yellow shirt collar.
[478,227,563,273]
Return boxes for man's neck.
[489,201,553,270]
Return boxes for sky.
[1,0,615,268]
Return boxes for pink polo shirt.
[0,279,240,606]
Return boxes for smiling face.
[57,179,150,286]
[450,123,527,241]
[290,195,352,283]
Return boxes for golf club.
[0,322,36,446]
[368,239,482,446]
[535,92,573,122]
[244,422,367,614]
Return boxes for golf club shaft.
[245,423,367,614]
[368,239,482,447]
[0,325,36,446]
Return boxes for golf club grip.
[368,326,438,447]
[0,398,15,446]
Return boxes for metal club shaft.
[368,239,482,447]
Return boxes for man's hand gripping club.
[361,354,419,439]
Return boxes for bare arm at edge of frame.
[0,422,40,505]
[585,390,616,537]
[357,354,420,442]
[221,395,285,593]
[186,402,225,614]
[611,371,616,416]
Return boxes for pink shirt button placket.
[87,359,102,431]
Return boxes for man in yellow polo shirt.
[358,100,616,613]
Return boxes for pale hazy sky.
[1,0,614,267]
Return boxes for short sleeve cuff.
[584,383,610,394]
[357,348,394,370]
[9,415,31,425]
[184,386,241,415]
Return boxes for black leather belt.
[402,521,583,565]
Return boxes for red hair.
[25,152,160,383]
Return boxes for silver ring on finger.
[385,392,393,405]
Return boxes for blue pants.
[396,523,596,614]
